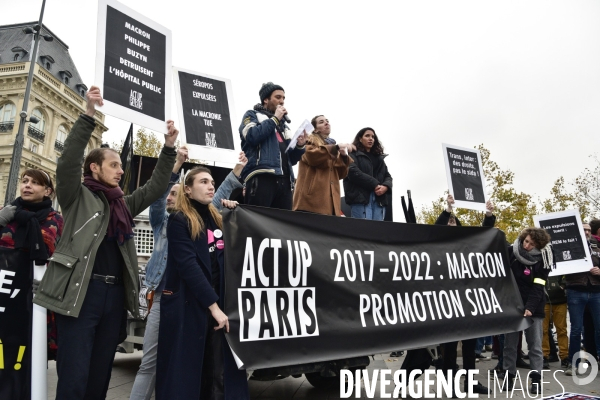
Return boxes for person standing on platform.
[238,82,306,209]
[343,127,392,220]
[293,115,353,215]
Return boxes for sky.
[2,0,599,221]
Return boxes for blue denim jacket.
[144,171,242,291]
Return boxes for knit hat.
[259,82,284,103]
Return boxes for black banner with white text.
[223,206,529,370]
[0,250,33,400]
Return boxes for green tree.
[573,154,600,221]
[418,145,538,243]
[112,127,163,157]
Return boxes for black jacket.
[343,150,392,206]
[508,246,550,318]
[545,275,567,305]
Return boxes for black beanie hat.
[259,82,284,103]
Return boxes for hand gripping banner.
[223,206,529,370]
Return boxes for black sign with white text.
[538,216,586,263]
[445,147,485,204]
[103,5,166,120]
[177,71,235,150]
[223,206,529,370]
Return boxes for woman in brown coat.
[292,115,354,215]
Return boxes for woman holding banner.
[343,127,392,220]
[156,166,248,400]
[501,227,553,395]
[292,115,353,215]
[0,169,63,398]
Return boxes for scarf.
[253,103,287,134]
[512,237,554,270]
[323,136,336,145]
[12,197,52,262]
[83,176,134,245]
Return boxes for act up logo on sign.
[237,237,319,342]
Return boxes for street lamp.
[4,0,53,204]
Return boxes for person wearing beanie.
[238,82,307,210]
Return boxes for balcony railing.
[55,140,64,152]
[0,121,14,132]
[28,125,46,142]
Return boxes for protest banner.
[173,67,238,163]
[0,250,34,400]
[223,206,529,370]
[534,210,593,276]
[95,0,172,133]
[442,143,487,212]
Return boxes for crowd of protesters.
[1,81,599,399]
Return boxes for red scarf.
[83,176,134,245]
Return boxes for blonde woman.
[156,166,248,400]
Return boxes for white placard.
[533,209,593,276]
[442,143,488,212]
[173,66,239,164]
[286,120,314,151]
[95,0,172,133]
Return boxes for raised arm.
[125,121,178,216]
[482,200,496,227]
[56,87,102,208]
[212,151,245,211]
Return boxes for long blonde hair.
[175,166,222,240]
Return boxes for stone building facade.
[0,22,108,203]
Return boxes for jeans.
[566,289,600,362]
[350,192,385,220]
[130,292,161,400]
[542,303,568,360]
[475,336,492,354]
[504,318,543,379]
[55,280,125,400]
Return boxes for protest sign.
[173,67,238,163]
[95,0,172,133]
[223,206,528,370]
[442,144,487,212]
[534,210,593,276]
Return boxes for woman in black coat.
[501,227,553,395]
[343,127,392,220]
[156,166,248,400]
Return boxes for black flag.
[407,190,417,224]
[401,196,410,223]
[119,124,134,194]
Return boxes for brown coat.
[293,137,352,216]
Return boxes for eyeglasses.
[584,229,591,232]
